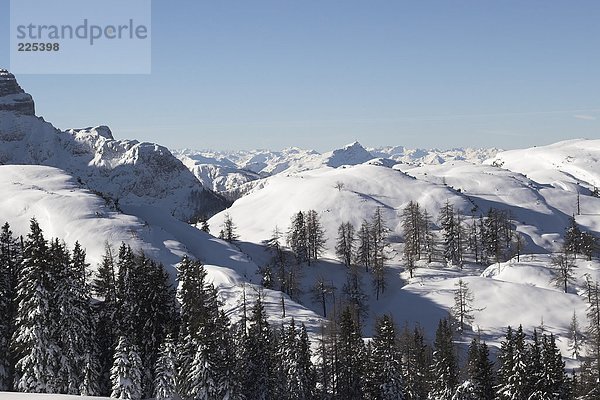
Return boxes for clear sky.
[1,0,599,152]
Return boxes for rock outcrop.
[0,69,35,115]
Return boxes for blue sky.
[1,0,599,151]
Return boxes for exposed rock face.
[0,69,35,115]
[0,70,229,220]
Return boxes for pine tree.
[306,209,326,264]
[12,218,60,393]
[439,201,461,267]
[370,315,404,399]
[564,215,583,257]
[568,311,583,359]
[428,319,458,399]
[288,211,309,264]
[176,256,223,398]
[402,201,426,278]
[337,307,366,399]
[55,241,96,394]
[221,213,239,242]
[335,222,355,268]
[311,276,335,318]
[243,294,275,400]
[356,219,373,272]
[464,339,494,400]
[371,207,389,300]
[399,325,430,400]
[497,325,528,400]
[110,336,142,400]
[451,279,476,333]
[0,222,19,391]
[91,243,119,395]
[551,250,576,293]
[154,334,178,400]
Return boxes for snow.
[0,164,324,335]
[0,112,226,221]
[0,393,111,400]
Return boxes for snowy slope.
[0,70,227,221]
[0,164,323,335]
[208,153,600,360]
[485,139,600,193]
[174,142,499,198]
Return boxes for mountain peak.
[0,69,35,115]
[325,140,373,167]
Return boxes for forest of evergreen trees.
[1,210,600,399]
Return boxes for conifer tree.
[464,339,494,400]
[0,222,19,391]
[551,250,576,293]
[355,219,373,272]
[110,336,142,400]
[243,294,275,400]
[12,218,60,393]
[399,325,430,400]
[55,241,96,394]
[221,213,239,242]
[371,207,389,299]
[451,279,476,333]
[428,319,458,399]
[370,315,404,399]
[335,222,355,268]
[337,307,366,399]
[496,325,528,400]
[568,311,583,359]
[306,209,326,264]
[288,211,309,264]
[154,333,178,400]
[91,243,119,395]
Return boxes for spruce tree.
[399,325,430,400]
[154,333,178,399]
[110,336,142,400]
[370,315,404,399]
[428,319,458,399]
[55,241,96,394]
[0,222,19,391]
[337,307,366,399]
[12,218,60,393]
[465,339,494,400]
[288,211,309,264]
[243,294,274,400]
[91,243,119,395]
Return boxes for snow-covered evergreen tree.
[110,336,142,400]
[0,222,19,391]
[287,211,308,264]
[55,241,96,394]
[399,325,430,400]
[337,307,366,399]
[428,319,458,400]
[12,218,60,393]
[370,315,404,399]
[154,333,178,400]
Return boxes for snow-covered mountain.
[208,139,600,363]
[0,71,323,336]
[3,68,600,385]
[486,139,600,193]
[174,141,499,200]
[0,70,227,221]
